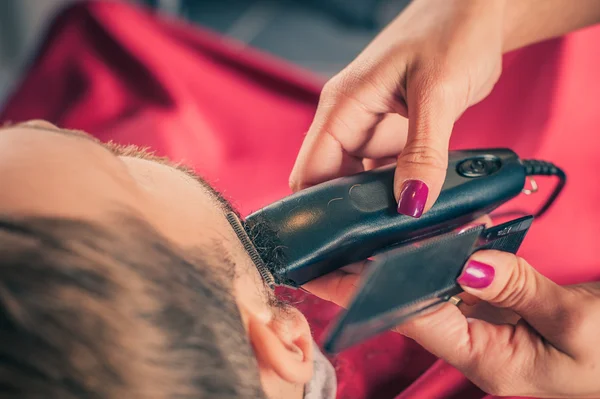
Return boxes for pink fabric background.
[2,2,599,398]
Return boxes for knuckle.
[321,77,343,99]
[288,166,301,189]
[399,140,448,171]
[319,80,343,108]
[320,74,360,106]
[323,67,369,99]
[319,73,368,113]
[288,175,300,191]
[288,166,310,192]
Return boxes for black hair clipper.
[235,148,565,352]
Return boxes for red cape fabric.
[2,2,599,398]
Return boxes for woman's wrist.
[502,0,600,53]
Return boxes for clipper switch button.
[457,156,501,178]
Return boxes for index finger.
[289,82,409,191]
[290,124,363,192]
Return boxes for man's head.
[0,121,314,398]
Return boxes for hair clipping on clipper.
[226,212,276,289]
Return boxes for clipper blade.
[226,212,276,289]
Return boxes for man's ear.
[246,306,313,384]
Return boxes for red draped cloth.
[2,2,599,398]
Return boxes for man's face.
[0,121,313,399]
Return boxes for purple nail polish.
[457,260,495,289]
[397,180,429,218]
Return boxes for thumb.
[395,78,457,218]
[457,250,576,354]
[395,250,583,396]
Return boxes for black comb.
[322,215,533,353]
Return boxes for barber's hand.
[290,0,505,217]
[306,250,600,398]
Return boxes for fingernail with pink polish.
[457,260,495,289]
[397,180,428,218]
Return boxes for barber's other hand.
[307,250,600,398]
[401,251,600,398]
[290,0,505,217]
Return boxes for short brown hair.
[0,214,266,398]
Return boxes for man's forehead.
[1,121,99,142]
[0,121,239,216]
